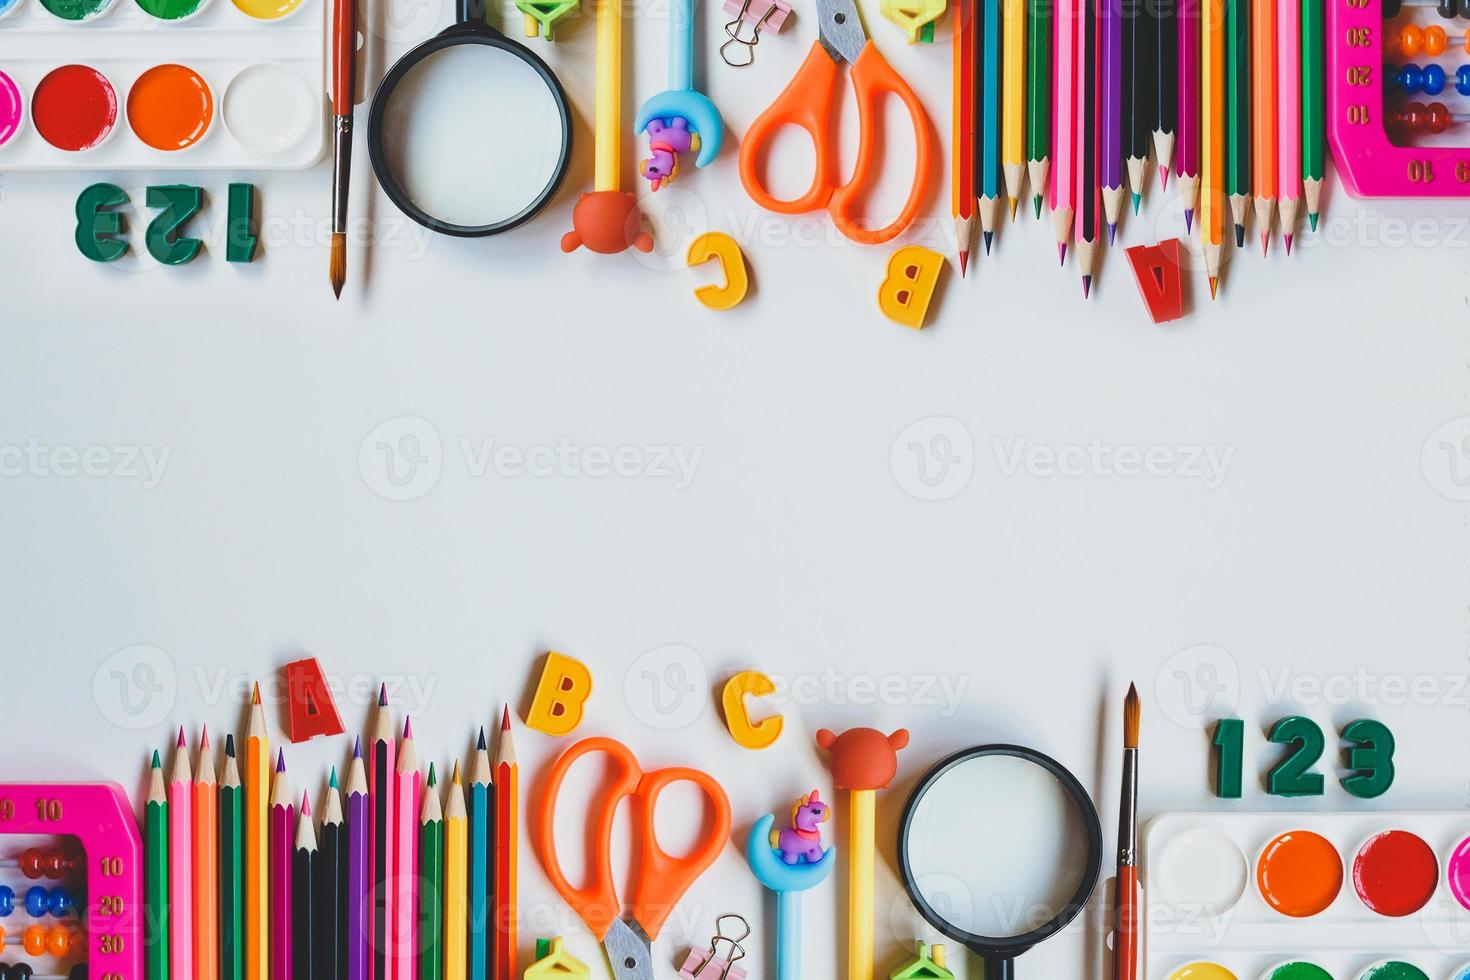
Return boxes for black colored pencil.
[294,795,318,980]
[1123,0,1155,208]
[1152,0,1177,181]
[318,771,346,980]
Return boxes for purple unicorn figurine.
[768,790,830,865]
[640,117,703,192]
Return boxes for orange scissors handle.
[738,41,843,216]
[531,736,732,943]
[830,41,936,245]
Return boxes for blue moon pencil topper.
[634,0,723,190]
[745,793,836,980]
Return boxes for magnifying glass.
[367,0,572,237]
[898,744,1103,980]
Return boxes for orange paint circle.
[127,64,213,151]
[1257,830,1344,917]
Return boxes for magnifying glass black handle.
[984,955,1015,980]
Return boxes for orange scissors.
[737,0,936,246]
[531,737,732,980]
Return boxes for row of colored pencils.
[950,0,1327,298]
[143,685,519,980]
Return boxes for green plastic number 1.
[1267,716,1327,797]
[1212,719,1244,799]
[1342,718,1396,798]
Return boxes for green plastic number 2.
[1267,716,1326,797]
[1212,718,1244,798]
[146,185,204,266]
[75,183,130,263]
[1342,718,1396,798]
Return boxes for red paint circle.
[1352,830,1438,917]
[32,64,117,151]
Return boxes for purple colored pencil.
[270,751,295,980]
[1176,0,1200,230]
[346,739,371,980]
[1100,0,1124,238]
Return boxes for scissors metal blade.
[602,917,656,980]
[815,0,868,64]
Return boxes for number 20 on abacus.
[1212,717,1395,799]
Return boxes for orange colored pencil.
[246,683,269,980]
[492,708,517,980]
[194,727,220,980]
[1250,0,1276,250]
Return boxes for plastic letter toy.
[226,183,258,264]
[75,183,129,263]
[816,728,908,980]
[880,0,945,43]
[284,657,345,743]
[145,185,204,265]
[687,232,749,311]
[525,652,593,736]
[0,783,144,980]
[890,943,953,980]
[746,800,834,980]
[524,937,588,979]
[517,0,578,38]
[1124,239,1186,323]
[635,0,723,191]
[878,246,944,328]
[720,670,782,748]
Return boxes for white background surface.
[5,0,1470,977]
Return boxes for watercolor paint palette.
[0,0,324,169]
[1145,812,1470,980]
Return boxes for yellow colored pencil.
[1002,0,1027,214]
[444,763,467,980]
[246,683,269,980]
[194,727,219,980]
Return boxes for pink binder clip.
[720,0,792,67]
[678,915,751,980]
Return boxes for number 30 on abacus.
[1211,717,1395,799]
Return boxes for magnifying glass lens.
[377,43,564,229]
[904,755,1094,939]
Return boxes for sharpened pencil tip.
[1284,233,1294,255]
[1082,275,1092,299]
[252,682,261,705]
[1260,232,1269,256]
[1234,224,1245,249]
[378,682,388,706]
[958,250,969,278]
[502,705,512,730]
[276,748,286,772]
[403,716,413,739]
[225,734,236,757]
[1107,223,1116,246]
[1132,193,1141,215]
[152,749,162,768]
[451,760,462,783]
[427,762,437,786]
[1058,242,1067,265]
[477,727,487,750]
[1033,195,1043,219]
[983,230,993,255]
[1183,209,1194,235]
[200,726,209,750]
[1009,198,1019,222]
[177,726,186,747]
[353,735,362,758]
[1209,276,1219,300]
[329,767,338,789]
[301,791,310,814]
[1309,212,1319,232]
[1159,167,1169,189]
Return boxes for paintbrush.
[1115,683,1141,980]
[329,0,355,298]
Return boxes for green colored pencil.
[1025,0,1052,217]
[1226,0,1251,245]
[147,751,170,980]
[221,736,244,980]
[419,765,444,980]
[1301,0,1324,229]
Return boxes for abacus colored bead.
[1425,62,1447,93]
[46,891,70,918]
[0,965,15,980]
[45,928,67,958]
[41,853,71,882]
[66,964,84,980]
[1429,101,1452,130]
[22,926,46,957]
[1457,64,1470,93]
[1399,63,1426,92]
[1426,24,1449,54]
[22,889,46,919]
[0,887,13,918]
[1439,0,1456,18]
[17,851,44,881]
[11,966,31,980]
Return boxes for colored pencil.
[979,0,1003,250]
[444,764,467,980]
[370,685,396,980]
[954,0,977,274]
[1225,0,1251,246]
[420,765,444,980]
[1152,0,1178,182]
[1100,0,1125,238]
[270,751,294,980]
[1177,0,1200,230]
[221,737,243,980]
[246,684,269,980]
[168,728,193,980]
[1075,0,1100,295]
[295,794,317,980]
[1052,0,1079,260]
[319,770,346,980]
[1123,0,1154,210]
[1302,0,1324,229]
[1278,0,1301,252]
[1250,0,1276,250]
[468,730,493,980]
[194,728,219,980]
[393,719,421,980]
[1002,0,1027,216]
[492,709,517,980]
[1026,0,1053,216]
[346,740,371,980]
[1202,0,1225,296]
[147,751,169,980]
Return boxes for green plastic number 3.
[1267,716,1326,797]
[75,183,130,263]
[1342,718,1396,798]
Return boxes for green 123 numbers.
[1211,716,1395,799]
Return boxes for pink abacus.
[1330,0,1470,194]
[0,786,141,980]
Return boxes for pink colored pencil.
[1052,0,1079,261]
[168,727,193,980]
[392,718,421,980]
[1176,0,1200,231]
[270,750,294,980]
[1277,0,1301,253]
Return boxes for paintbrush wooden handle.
[1116,864,1139,980]
[331,0,355,116]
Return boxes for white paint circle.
[222,63,312,155]
[1156,826,1248,915]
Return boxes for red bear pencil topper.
[815,728,908,980]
